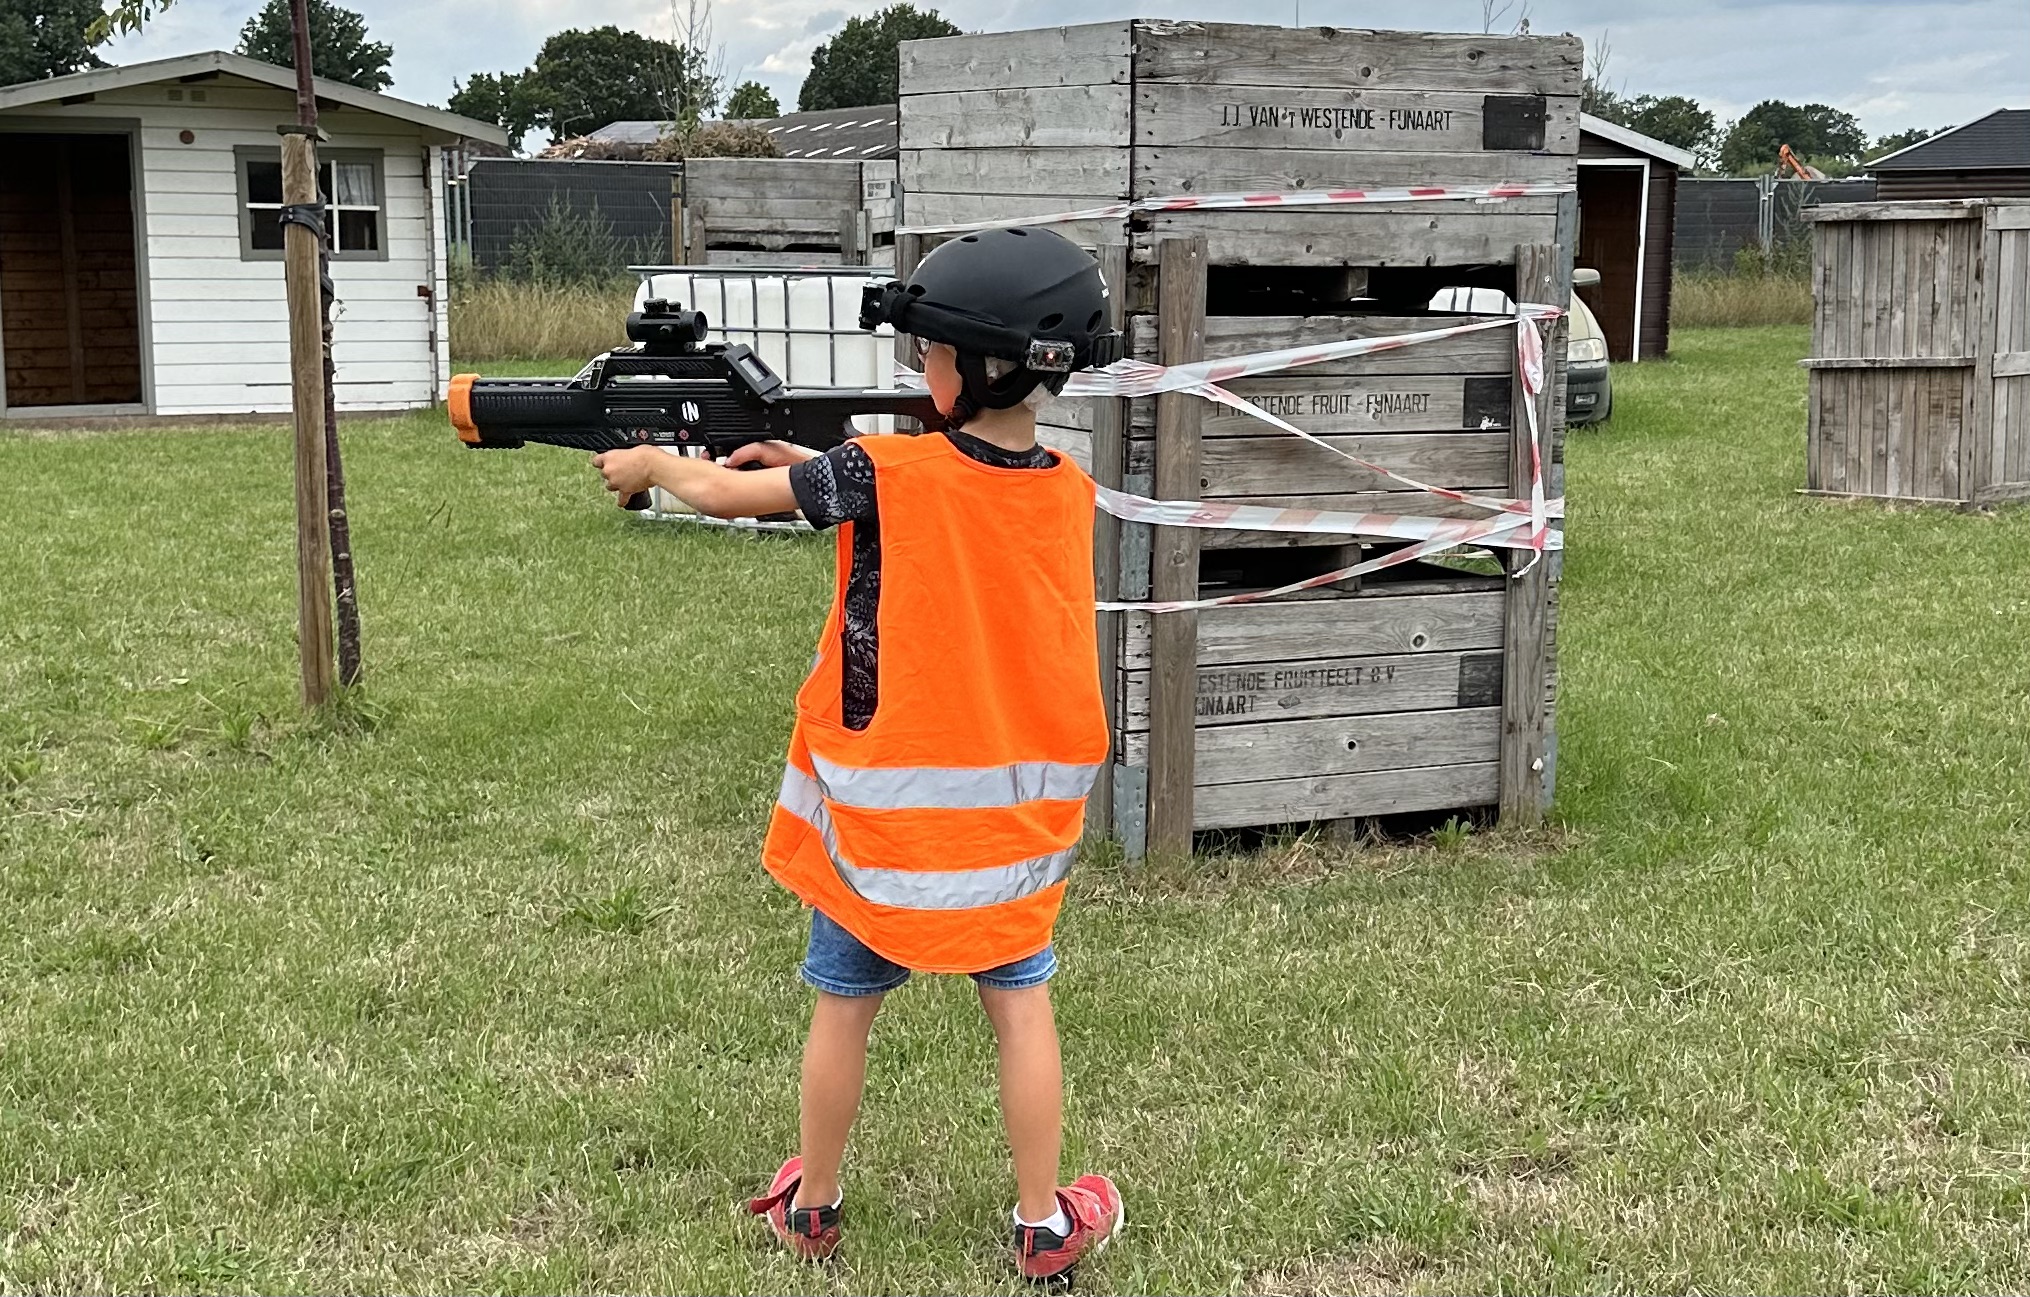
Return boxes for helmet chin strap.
[950,351,1044,428]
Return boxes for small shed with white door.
[0,51,506,419]
[1576,113,1692,363]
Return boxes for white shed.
[0,51,506,418]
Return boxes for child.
[591,228,1125,1282]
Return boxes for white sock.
[1014,1202,1071,1236]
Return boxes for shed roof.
[0,50,509,147]
[1578,113,1695,169]
[1867,109,2030,171]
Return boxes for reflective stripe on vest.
[808,751,1102,810]
[778,765,1077,910]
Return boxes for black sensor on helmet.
[860,226,1123,423]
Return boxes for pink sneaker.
[745,1156,842,1261]
[1015,1174,1124,1283]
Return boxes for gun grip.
[621,490,652,512]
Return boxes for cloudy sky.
[103,0,2028,147]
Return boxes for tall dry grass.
[1673,272,1813,329]
[449,279,639,363]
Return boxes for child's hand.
[591,446,662,500]
[726,440,819,469]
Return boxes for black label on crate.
[1462,376,1513,429]
[1457,652,1505,708]
[1481,95,1548,150]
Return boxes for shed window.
[236,148,386,260]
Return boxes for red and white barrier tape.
[1093,486,1561,552]
[899,182,1573,236]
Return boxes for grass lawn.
[4,327,2029,1294]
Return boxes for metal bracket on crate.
[1112,763,1148,862]
[1118,471,1154,601]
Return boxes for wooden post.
[891,231,923,375]
[1146,236,1207,859]
[683,203,708,265]
[839,207,864,264]
[1087,243,1129,840]
[282,0,334,707]
[1498,192,1575,825]
[678,171,694,265]
[282,127,334,708]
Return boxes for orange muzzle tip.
[449,373,479,444]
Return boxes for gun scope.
[627,299,710,354]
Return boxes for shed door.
[1576,165,1643,363]
[0,133,143,410]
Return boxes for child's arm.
[592,443,808,518]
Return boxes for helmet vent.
[906,283,926,297]
[1039,312,1063,330]
[960,234,980,243]
[1008,228,1029,236]
[1087,310,1104,330]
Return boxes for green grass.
[4,327,2029,1294]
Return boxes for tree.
[513,26,716,143]
[1871,125,1944,159]
[449,71,536,150]
[236,0,392,92]
[1622,95,1717,169]
[1719,100,1867,176]
[798,4,959,112]
[725,79,779,120]
[1,0,110,84]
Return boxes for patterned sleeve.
[788,442,879,531]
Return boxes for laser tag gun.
[448,298,945,511]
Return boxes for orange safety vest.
[762,432,1109,974]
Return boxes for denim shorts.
[800,908,1057,996]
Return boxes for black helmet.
[860,227,1122,422]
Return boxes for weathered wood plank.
[1124,431,1509,496]
[1193,761,1499,829]
[1133,146,1572,201]
[899,23,1133,94]
[1135,85,1581,154]
[1128,376,1513,435]
[1133,208,1561,267]
[1802,201,1981,223]
[1122,589,1507,670]
[1129,313,1514,375]
[899,192,1128,245]
[1146,236,1209,858]
[1498,213,1568,826]
[683,158,869,200]
[1088,242,1130,840]
[1131,23,1582,95]
[1126,704,1499,783]
[899,84,1133,150]
[1798,356,1974,369]
[1121,648,1504,731]
[899,147,1132,198]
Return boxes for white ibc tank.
[631,271,907,517]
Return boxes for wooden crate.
[894,21,1581,854]
[1802,199,2030,505]
[678,158,896,266]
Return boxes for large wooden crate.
[1803,199,2030,505]
[895,21,1581,855]
[678,157,896,267]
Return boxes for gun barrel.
[450,374,638,451]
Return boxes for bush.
[503,196,651,287]
[645,120,779,160]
